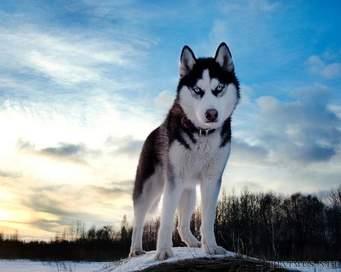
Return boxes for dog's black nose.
[205,109,218,122]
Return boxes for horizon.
[1,0,341,240]
[0,187,339,242]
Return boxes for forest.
[0,187,340,261]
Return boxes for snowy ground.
[0,260,116,272]
[278,261,341,272]
[112,247,236,272]
[0,247,340,272]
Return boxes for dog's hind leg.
[177,188,201,247]
[129,198,148,257]
[129,174,163,257]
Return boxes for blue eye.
[217,83,224,91]
[192,86,201,94]
[191,86,204,97]
[212,83,225,96]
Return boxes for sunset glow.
[1,0,340,240]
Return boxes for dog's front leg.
[155,181,183,260]
[200,177,227,255]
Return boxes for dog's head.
[177,42,240,130]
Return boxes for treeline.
[215,189,340,261]
[0,188,340,261]
[0,217,131,261]
[142,188,341,261]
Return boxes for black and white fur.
[129,42,240,260]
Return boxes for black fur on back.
[133,126,167,201]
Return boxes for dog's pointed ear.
[180,45,196,78]
[214,42,234,72]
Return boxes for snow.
[0,250,339,272]
[278,261,341,272]
[113,248,341,272]
[0,259,115,272]
[112,247,236,272]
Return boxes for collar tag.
[199,129,209,136]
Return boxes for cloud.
[252,86,341,163]
[89,184,132,196]
[41,144,86,157]
[40,143,102,162]
[0,169,20,178]
[0,25,154,87]
[71,0,179,28]
[20,182,134,236]
[0,163,134,239]
[106,136,148,158]
[0,89,158,189]
[219,0,280,13]
[231,139,269,164]
[224,83,341,195]
[0,2,157,94]
[17,141,96,164]
[114,140,143,157]
[329,104,341,119]
[110,180,134,193]
[154,90,174,110]
[206,0,291,77]
[24,193,99,233]
[306,55,341,79]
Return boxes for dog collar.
[197,128,215,136]
[181,116,215,137]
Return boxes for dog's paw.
[178,228,201,248]
[202,244,227,255]
[154,247,174,260]
[129,248,146,258]
[184,237,201,248]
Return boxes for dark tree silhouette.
[0,188,340,261]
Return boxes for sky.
[0,0,341,240]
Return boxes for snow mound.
[112,247,237,272]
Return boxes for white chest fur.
[168,131,230,185]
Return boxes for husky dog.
[129,42,240,260]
